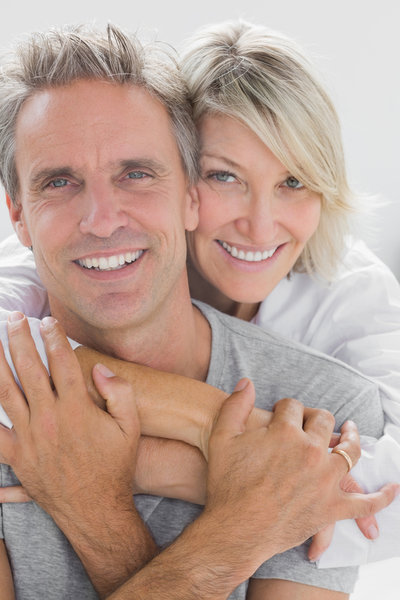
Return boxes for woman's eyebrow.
[200,153,241,170]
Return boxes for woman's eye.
[284,176,304,190]
[208,171,236,183]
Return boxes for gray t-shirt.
[0,302,384,598]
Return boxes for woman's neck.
[187,257,259,322]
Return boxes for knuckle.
[113,377,133,395]
[47,342,70,364]
[0,381,15,406]
[361,497,376,518]
[316,408,335,428]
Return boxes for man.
[0,23,396,600]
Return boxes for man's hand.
[0,312,157,597]
[201,378,400,583]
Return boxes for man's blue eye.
[51,179,68,188]
[128,171,146,179]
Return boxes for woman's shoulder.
[254,237,400,348]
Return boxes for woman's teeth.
[78,250,144,271]
[219,241,278,262]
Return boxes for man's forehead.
[17,79,168,134]
[15,79,182,180]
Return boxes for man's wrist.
[54,503,157,598]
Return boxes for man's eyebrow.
[119,158,169,175]
[30,167,75,188]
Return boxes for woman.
[0,18,399,595]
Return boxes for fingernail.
[234,378,249,392]
[95,363,115,378]
[367,525,379,540]
[308,553,321,563]
[41,316,57,330]
[8,311,24,322]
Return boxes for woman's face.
[187,114,322,304]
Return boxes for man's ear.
[184,185,199,232]
[6,193,33,247]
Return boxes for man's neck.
[49,285,212,382]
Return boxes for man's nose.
[79,185,129,238]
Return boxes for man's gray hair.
[0,23,199,202]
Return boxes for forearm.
[75,346,272,456]
[107,513,268,600]
[53,504,157,599]
[246,578,348,599]
[134,436,207,504]
[0,540,15,600]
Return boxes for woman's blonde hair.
[181,20,358,280]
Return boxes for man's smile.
[76,250,145,272]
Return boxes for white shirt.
[0,233,399,567]
[253,237,400,566]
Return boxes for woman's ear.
[6,194,32,247]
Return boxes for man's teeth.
[219,241,278,262]
[78,250,144,271]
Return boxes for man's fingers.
[92,363,140,439]
[270,397,305,429]
[212,378,255,438]
[302,406,335,448]
[0,485,32,503]
[40,316,87,401]
[7,313,54,415]
[308,523,335,562]
[0,338,29,429]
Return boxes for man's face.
[10,80,198,335]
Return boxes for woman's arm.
[0,540,15,600]
[246,578,348,599]
[75,346,272,457]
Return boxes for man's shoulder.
[194,300,379,391]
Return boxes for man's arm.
[105,383,398,600]
[0,540,15,600]
[0,316,398,599]
[0,314,157,598]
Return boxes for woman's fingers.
[0,485,32,503]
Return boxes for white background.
[0,0,399,281]
[0,1,399,597]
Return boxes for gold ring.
[332,448,353,472]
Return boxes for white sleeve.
[255,240,400,428]
[0,234,49,319]
[318,434,400,567]
[0,317,80,429]
[254,240,400,569]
